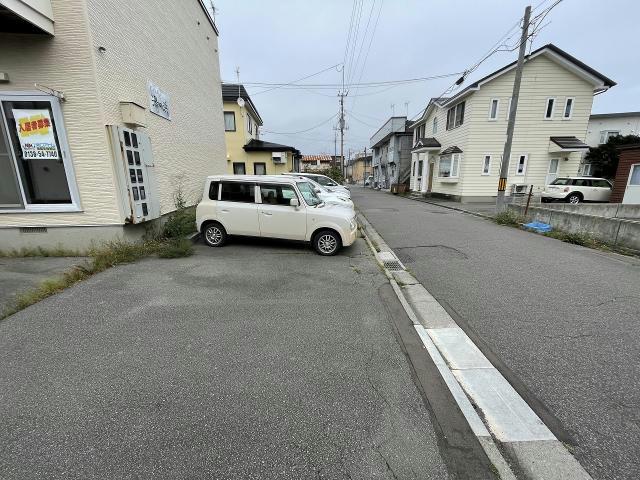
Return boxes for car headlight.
[349,219,357,230]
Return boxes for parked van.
[282,173,351,198]
[196,175,357,255]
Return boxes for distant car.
[365,175,373,186]
[542,177,613,204]
[288,176,354,209]
[283,173,350,198]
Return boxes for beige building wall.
[0,0,226,247]
[87,0,226,209]
[0,0,121,228]
[463,54,592,197]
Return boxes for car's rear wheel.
[313,229,341,256]
[566,193,582,204]
[203,222,227,247]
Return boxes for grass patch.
[494,209,526,226]
[156,238,194,258]
[0,245,83,258]
[543,230,604,248]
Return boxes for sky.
[213,0,639,156]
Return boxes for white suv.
[196,175,357,255]
[542,177,613,204]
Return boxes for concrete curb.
[357,211,593,480]
[400,193,495,220]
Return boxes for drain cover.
[383,260,404,271]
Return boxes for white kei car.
[196,175,357,255]
[289,176,353,209]
[283,173,351,198]
[541,177,613,204]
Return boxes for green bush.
[494,209,526,226]
[156,238,194,258]
[316,166,345,184]
[162,207,196,239]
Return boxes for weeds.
[543,230,604,248]
[494,210,526,226]
[156,238,194,258]
[0,245,82,258]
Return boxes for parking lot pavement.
[0,238,458,479]
[0,256,86,313]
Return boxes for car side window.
[573,179,590,186]
[592,180,611,188]
[208,181,219,200]
[220,182,255,203]
[259,184,298,206]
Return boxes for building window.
[438,153,460,178]
[599,130,620,144]
[544,98,555,119]
[254,162,266,175]
[223,111,236,131]
[432,117,438,134]
[481,155,491,175]
[220,181,255,202]
[488,99,499,120]
[506,97,512,120]
[549,158,559,174]
[563,98,574,119]
[246,115,253,134]
[446,101,465,130]
[233,162,246,175]
[581,163,592,176]
[515,154,528,175]
[629,164,640,185]
[0,96,79,211]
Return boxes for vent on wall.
[19,227,48,234]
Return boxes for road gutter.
[358,211,593,480]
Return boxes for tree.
[316,166,344,184]
[584,134,640,179]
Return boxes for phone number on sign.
[24,150,59,159]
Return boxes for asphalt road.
[0,238,471,479]
[353,187,640,480]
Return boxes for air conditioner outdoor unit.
[272,152,287,164]
[511,184,529,194]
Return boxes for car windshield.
[297,181,323,206]
[313,176,336,187]
[307,178,328,193]
[550,178,571,185]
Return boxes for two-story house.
[222,84,300,175]
[408,44,615,202]
[1,0,226,249]
[370,117,412,189]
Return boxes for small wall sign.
[147,81,171,120]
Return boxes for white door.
[545,158,559,186]
[218,181,260,235]
[258,183,307,240]
[623,164,640,204]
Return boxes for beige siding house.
[409,44,615,202]
[0,0,226,248]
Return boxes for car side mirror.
[314,188,321,193]
[290,198,300,207]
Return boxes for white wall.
[586,115,640,147]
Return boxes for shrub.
[162,207,196,239]
[316,166,345,184]
[156,238,194,258]
[494,209,526,226]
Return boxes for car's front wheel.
[203,222,227,247]
[566,193,582,204]
[313,229,341,256]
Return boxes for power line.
[250,63,342,96]
[262,114,338,135]
[350,0,383,113]
[346,111,379,129]
[347,0,377,88]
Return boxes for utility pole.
[496,5,531,212]
[338,91,347,175]
[363,146,367,186]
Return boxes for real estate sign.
[12,109,59,160]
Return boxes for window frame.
[599,130,620,144]
[258,182,300,206]
[432,116,438,134]
[544,98,555,120]
[562,97,574,120]
[488,99,500,121]
[246,114,253,134]
[232,162,246,175]
[438,153,461,179]
[628,164,640,186]
[446,101,465,130]
[481,154,492,175]
[0,92,81,213]
[253,162,267,175]
[506,97,512,120]
[223,111,236,131]
[515,154,528,176]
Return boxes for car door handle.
[262,211,272,216]
[220,209,230,213]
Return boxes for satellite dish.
[237,97,245,108]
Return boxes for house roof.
[301,154,333,163]
[590,112,640,120]
[413,137,441,149]
[221,83,263,125]
[550,136,589,150]
[244,139,300,155]
[411,98,449,128]
[440,146,463,155]
[441,44,615,108]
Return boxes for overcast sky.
[214,0,639,156]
